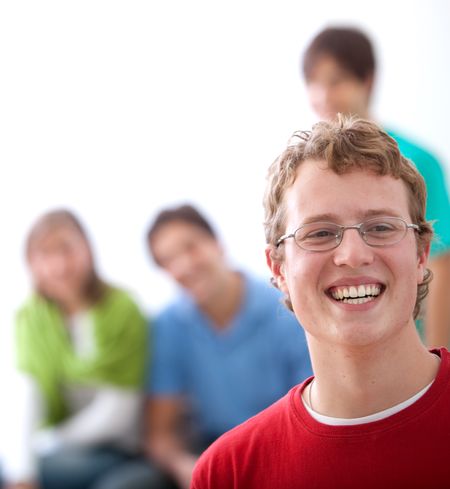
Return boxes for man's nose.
[332,228,375,268]
[170,252,195,281]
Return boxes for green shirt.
[15,286,147,425]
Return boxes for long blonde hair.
[26,209,105,304]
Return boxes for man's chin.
[188,286,213,307]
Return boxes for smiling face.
[269,159,428,348]
[306,55,372,121]
[150,220,227,306]
[28,224,94,309]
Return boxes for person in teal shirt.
[300,26,450,347]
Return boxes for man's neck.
[200,271,244,329]
[306,326,440,418]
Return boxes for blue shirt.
[148,273,312,438]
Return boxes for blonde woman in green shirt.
[2,210,158,489]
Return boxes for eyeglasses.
[276,216,419,252]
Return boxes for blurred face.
[306,55,372,121]
[28,225,94,308]
[150,221,227,305]
[268,160,428,348]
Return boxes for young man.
[191,117,450,488]
[302,26,450,348]
[144,205,312,489]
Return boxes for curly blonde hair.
[263,115,433,319]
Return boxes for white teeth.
[342,297,374,305]
[331,283,382,302]
[349,286,358,298]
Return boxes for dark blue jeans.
[38,446,177,489]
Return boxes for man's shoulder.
[244,272,278,298]
[244,273,298,321]
[387,129,443,172]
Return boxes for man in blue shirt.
[144,204,312,489]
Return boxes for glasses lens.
[361,217,407,246]
[295,222,340,251]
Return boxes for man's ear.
[417,241,430,284]
[265,246,288,292]
[364,73,374,98]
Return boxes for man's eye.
[366,223,395,233]
[304,229,336,240]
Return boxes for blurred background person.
[144,204,312,489]
[1,209,153,489]
[301,26,450,348]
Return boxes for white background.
[1,1,449,382]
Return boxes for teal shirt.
[388,129,450,339]
[388,129,450,257]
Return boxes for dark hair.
[147,204,216,262]
[26,209,105,304]
[303,27,376,82]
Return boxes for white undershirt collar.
[303,380,434,426]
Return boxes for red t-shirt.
[191,348,450,489]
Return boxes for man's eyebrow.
[301,209,402,224]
